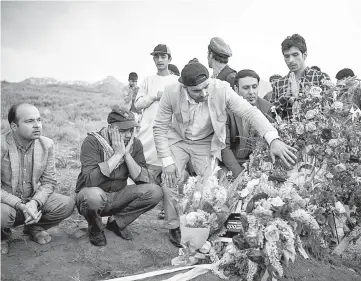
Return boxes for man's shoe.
[169,227,182,248]
[88,228,107,246]
[106,219,133,240]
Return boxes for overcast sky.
[1,0,361,84]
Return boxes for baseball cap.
[150,44,172,56]
[107,107,139,129]
[179,59,209,86]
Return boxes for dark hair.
[281,34,307,54]
[335,68,355,80]
[8,103,30,125]
[207,46,228,64]
[269,74,282,82]
[310,66,321,72]
[128,72,138,80]
[234,69,260,87]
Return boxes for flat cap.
[209,37,232,57]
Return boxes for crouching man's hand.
[163,164,179,187]
[270,139,298,168]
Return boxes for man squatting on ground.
[75,108,162,246]
[1,103,75,254]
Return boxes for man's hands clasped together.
[17,200,42,225]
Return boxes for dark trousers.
[75,184,162,231]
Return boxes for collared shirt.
[271,67,330,118]
[184,92,214,141]
[13,136,35,199]
[75,135,150,193]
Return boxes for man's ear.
[233,84,239,92]
[10,122,18,131]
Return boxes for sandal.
[24,229,52,245]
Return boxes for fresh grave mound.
[158,77,361,281]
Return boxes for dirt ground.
[1,169,361,281]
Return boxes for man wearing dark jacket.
[222,70,273,178]
[75,108,162,246]
[207,37,237,87]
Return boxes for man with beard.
[75,107,162,246]
[221,69,273,178]
[1,103,75,254]
[271,34,330,119]
[153,60,297,247]
[207,37,237,87]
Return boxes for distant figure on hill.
[207,37,237,87]
[75,107,162,246]
[120,72,142,121]
[1,103,75,254]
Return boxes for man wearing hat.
[264,74,282,101]
[75,107,162,246]
[207,37,237,87]
[120,72,142,119]
[153,59,298,247]
[134,44,179,186]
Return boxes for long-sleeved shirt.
[184,92,214,140]
[271,67,330,119]
[75,135,150,193]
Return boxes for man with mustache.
[271,34,330,119]
[75,107,162,246]
[221,69,273,178]
[153,59,297,247]
[1,103,75,254]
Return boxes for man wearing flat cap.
[153,59,298,247]
[75,107,162,246]
[207,37,237,87]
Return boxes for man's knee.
[43,194,75,219]
[75,187,107,214]
[1,204,16,229]
[143,184,163,206]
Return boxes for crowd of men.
[1,34,357,253]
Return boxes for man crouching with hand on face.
[75,107,162,246]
